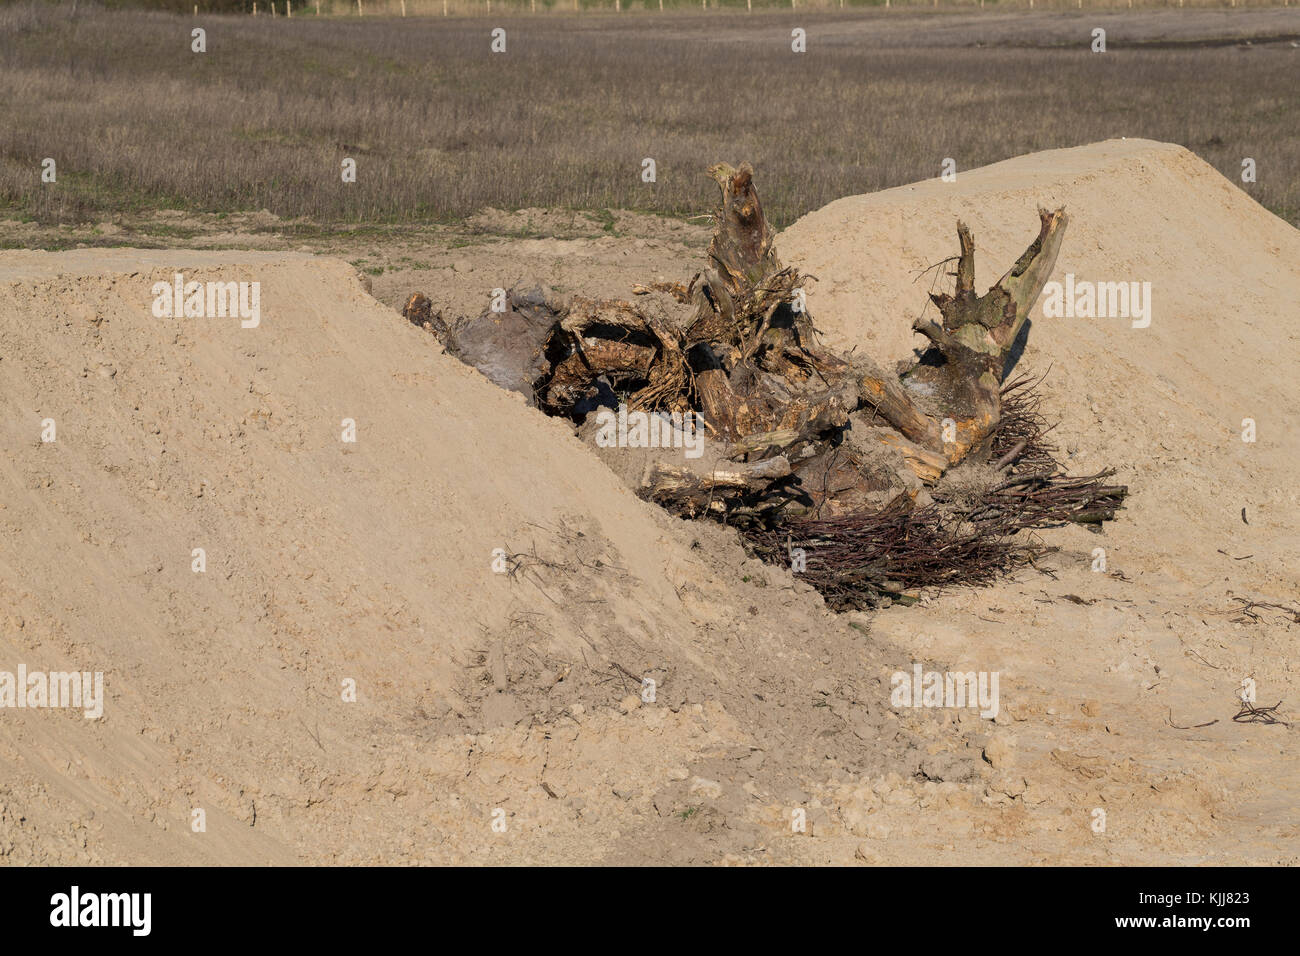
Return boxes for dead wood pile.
[403,162,1127,608]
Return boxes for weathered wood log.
[641,455,793,518]
[704,161,780,295]
[547,339,655,407]
[685,162,817,365]
[694,367,773,440]
[631,279,693,302]
[723,427,802,458]
[872,430,949,484]
[538,296,692,413]
[853,359,945,454]
[908,208,1068,464]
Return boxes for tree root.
[406,161,1128,610]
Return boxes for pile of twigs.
[956,471,1128,531]
[977,373,1128,528]
[747,496,1042,609]
[990,372,1061,476]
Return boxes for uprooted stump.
[404,161,1127,607]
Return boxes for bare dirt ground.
[1,139,1296,865]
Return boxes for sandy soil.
[0,139,1295,865]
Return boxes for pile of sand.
[0,250,935,864]
[1,140,1295,865]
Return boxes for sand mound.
[0,249,932,864]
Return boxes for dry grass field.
[2,2,1297,234]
